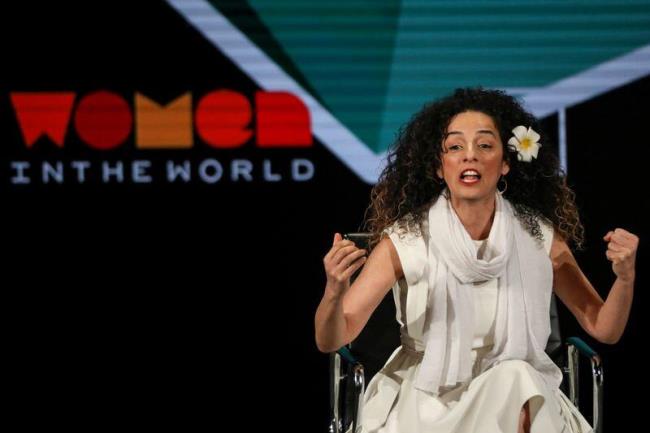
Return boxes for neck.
[448,193,496,241]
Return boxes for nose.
[463,143,478,161]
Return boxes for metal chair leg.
[567,343,579,407]
[566,337,604,433]
[329,353,342,433]
[591,355,604,433]
[350,363,365,433]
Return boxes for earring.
[497,175,508,194]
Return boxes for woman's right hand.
[323,233,368,297]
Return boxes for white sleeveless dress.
[358,221,593,433]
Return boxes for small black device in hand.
[342,233,371,254]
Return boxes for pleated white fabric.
[356,199,593,433]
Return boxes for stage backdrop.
[2,1,648,430]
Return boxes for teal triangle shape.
[249,0,402,152]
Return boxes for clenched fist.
[603,228,639,282]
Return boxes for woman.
[314,87,639,433]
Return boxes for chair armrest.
[566,336,599,360]
[337,346,358,364]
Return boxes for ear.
[436,167,443,179]
[501,159,510,176]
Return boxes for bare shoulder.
[375,234,404,281]
[549,226,572,267]
[340,235,402,344]
[344,235,401,306]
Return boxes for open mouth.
[459,169,481,184]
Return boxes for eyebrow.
[445,129,497,139]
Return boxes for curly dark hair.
[360,86,585,252]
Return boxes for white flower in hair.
[507,126,542,162]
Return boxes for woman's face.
[436,110,510,202]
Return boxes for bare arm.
[314,234,403,353]
[551,227,638,344]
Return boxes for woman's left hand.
[603,228,639,283]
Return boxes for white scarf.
[415,189,563,395]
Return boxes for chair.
[328,233,604,433]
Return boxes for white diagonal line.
[521,43,650,118]
[166,0,385,184]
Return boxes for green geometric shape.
[378,0,650,152]
[248,0,401,152]
[221,1,650,154]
